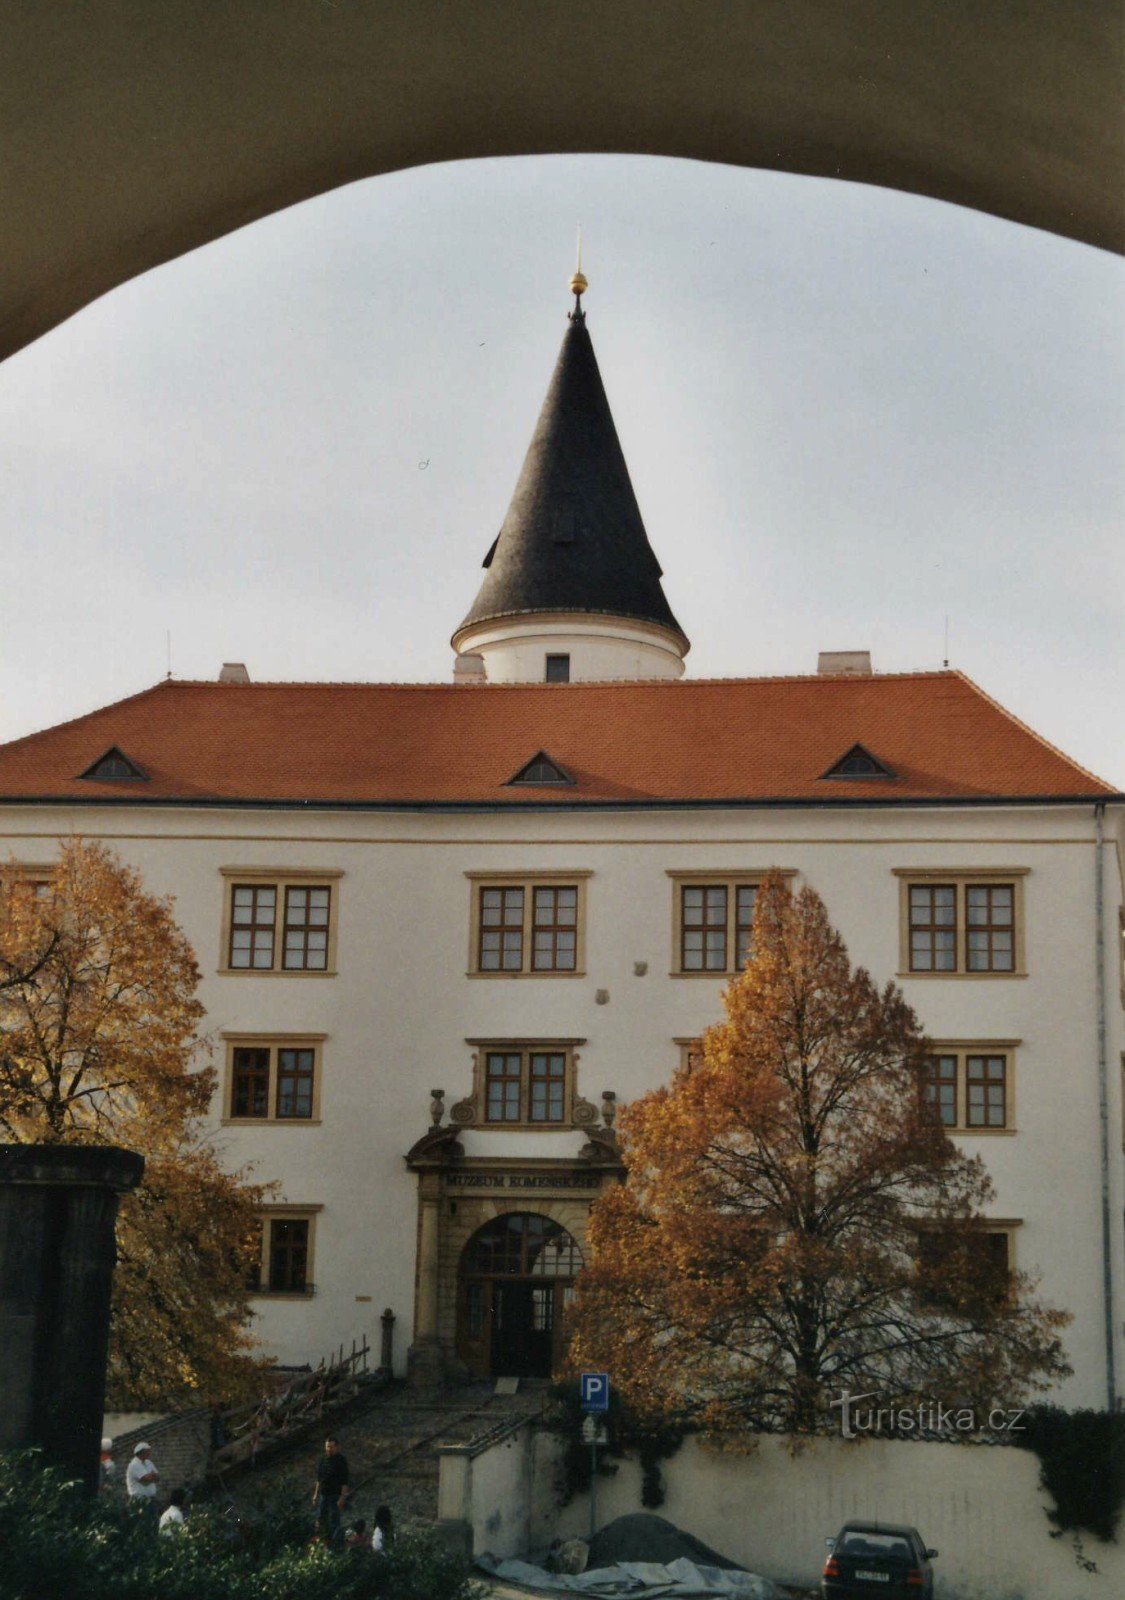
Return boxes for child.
[159,1488,188,1534]
[372,1504,393,1553]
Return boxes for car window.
[840,1531,914,1559]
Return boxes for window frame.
[464,1038,583,1131]
[219,868,342,976]
[921,1040,1019,1135]
[466,872,590,978]
[894,869,1028,978]
[667,869,796,977]
[248,1206,322,1298]
[221,1034,326,1124]
[915,1218,1021,1305]
[1,863,56,902]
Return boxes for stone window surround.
[218,866,343,977]
[451,1038,597,1132]
[666,868,797,977]
[250,1204,323,1299]
[465,871,591,978]
[923,1039,1021,1135]
[220,1032,327,1125]
[894,867,1028,978]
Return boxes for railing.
[208,1333,376,1476]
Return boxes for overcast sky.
[1,155,1122,784]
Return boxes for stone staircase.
[222,1378,549,1531]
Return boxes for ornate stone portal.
[404,1091,623,1385]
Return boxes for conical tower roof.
[455,303,687,648]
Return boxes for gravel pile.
[587,1513,744,1572]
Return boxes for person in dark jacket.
[311,1436,350,1544]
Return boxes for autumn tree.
[0,840,269,1405]
[567,872,1069,1437]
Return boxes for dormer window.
[77,746,147,782]
[506,751,574,787]
[819,743,895,781]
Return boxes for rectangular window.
[1,863,57,902]
[909,884,957,972]
[468,874,589,976]
[532,886,578,971]
[229,884,276,969]
[921,1044,1017,1133]
[682,885,728,971]
[276,1048,316,1119]
[668,872,791,976]
[485,1052,523,1123]
[896,871,1027,977]
[965,885,1014,973]
[283,886,331,971]
[220,869,342,975]
[269,1218,309,1292]
[735,885,757,969]
[480,887,524,971]
[922,1054,958,1127]
[223,1036,325,1123]
[231,1047,271,1119]
[528,1051,567,1122]
[916,1223,1017,1309]
[545,654,571,683]
[469,1040,581,1129]
[965,1054,1008,1128]
[248,1209,320,1296]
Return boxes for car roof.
[838,1522,921,1539]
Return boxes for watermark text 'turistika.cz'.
[830,1389,1026,1439]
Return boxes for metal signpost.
[580,1372,610,1541]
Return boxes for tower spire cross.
[569,225,588,321]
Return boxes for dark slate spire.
[455,293,687,646]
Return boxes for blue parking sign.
[580,1371,610,1412]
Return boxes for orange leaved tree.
[567,873,1069,1436]
[0,840,268,1405]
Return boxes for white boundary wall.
[442,1427,1125,1599]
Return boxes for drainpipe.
[1095,802,1116,1409]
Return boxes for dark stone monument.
[0,1144,144,1492]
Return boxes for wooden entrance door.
[456,1212,583,1378]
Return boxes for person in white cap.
[125,1442,160,1518]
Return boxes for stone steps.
[225,1379,548,1532]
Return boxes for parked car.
[821,1522,938,1597]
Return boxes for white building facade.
[1,283,1121,1410]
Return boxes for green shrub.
[0,1452,483,1600]
[1019,1406,1125,1543]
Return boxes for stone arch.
[455,1210,585,1379]
[4,5,1121,361]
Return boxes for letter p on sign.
[580,1372,610,1412]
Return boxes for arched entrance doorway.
[456,1212,584,1378]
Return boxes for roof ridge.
[949,670,1116,793]
[153,669,965,691]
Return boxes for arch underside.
[3,1,1121,362]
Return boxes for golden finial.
[569,223,587,300]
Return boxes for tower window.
[545,654,570,683]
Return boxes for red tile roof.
[0,673,1112,806]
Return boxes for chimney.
[817,651,872,677]
[218,663,250,684]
